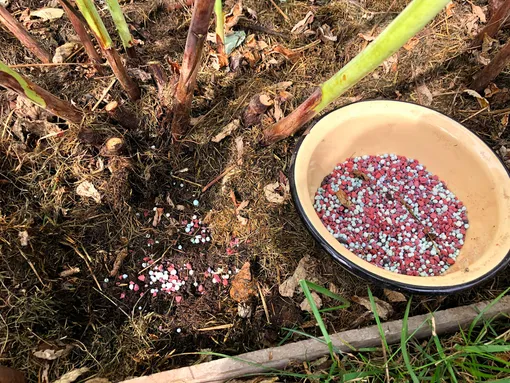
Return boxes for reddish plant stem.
[0,6,52,63]
[472,0,510,47]
[262,87,323,145]
[171,0,215,141]
[105,100,140,130]
[103,47,140,101]
[58,0,104,74]
[148,61,170,106]
[471,39,510,92]
[0,72,83,123]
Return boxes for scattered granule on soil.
[314,154,469,276]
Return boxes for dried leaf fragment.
[76,181,101,203]
[31,7,64,21]
[318,24,337,42]
[212,119,241,142]
[416,84,433,106]
[19,230,29,246]
[300,291,322,312]
[352,295,394,320]
[53,367,90,383]
[230,262,257,302]
[291,11,314,34]
[464,89,490,108]
[59,267,80,277]
[110,248,128,277]
[383,288,407,303]
[279,255,316,297]
[53,42,79,63]
[264,179,290,204]
[471,4,486,23]
[152,207,164,227]
[335,189,352,208]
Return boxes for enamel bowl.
[290,100,510,293]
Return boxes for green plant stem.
[214,0,226,58]
[105,0,137,58]
[0,61,83,123]
[262,0,451,145]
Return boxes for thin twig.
[257,282,271,325]
[171,174,203,188]
[202,165,236,192]
[19,248,46,287]
[460,106,489,123]
[92,78,117,111]
[267,0,289,23]
[197,324,234,331]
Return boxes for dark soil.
[0,0,509,382]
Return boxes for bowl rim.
[289,99,510,294]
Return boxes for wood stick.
[171,0,215,142]
[202,165,235,192]
[120,296,510,383]
[471,39,510,92]
[58,0,105,74]
[471,0,510,48]
[105,100,141,130]
[0,6,52,63]
[0,71,83,124]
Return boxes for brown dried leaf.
[383,288,407,303]
[53,367,90,383]
[245,7,257,20]
[212,119,241,142]
[152,207,164,227]
[76,181,101,203]
[300,292,322,312]
[318,24,337,42]
[403,36,419,51]
[52,42,79,63]
[335,189,352,208]
[31,7,64,21]
[352,296,393,320]
[484,83,501,98]
[352,170,369,181]
[33,344,72,361]
[382,54,398,74]
[471,4,487,23]
[230,262,257,302]
[271,45,300,62]
[416,84,433,106]
[279,255,316,297]
[225,0,243,32]
[464,89,490,108]
[445,1,455,16]
[291,11,314,34]
[235,136,244,165]
[264,176,290,204]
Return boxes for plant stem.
[0,6,52,63]
[214,0,227,65]
[75,0,140,101]
[262,0,450,145]
[171,0,215,141]
[0,61,83,123]
[104,0,137,58]
[471,0,510,48]
[471,40,510,92]
[58,0,105,74]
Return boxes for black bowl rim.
[289,99,510,294]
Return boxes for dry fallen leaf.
[383,288,407,303]
[212,119,241,142]
[31,7,64,21]
[464,89,490,108]
[445,1,455,16]
[76,181,101,203]
[225,0,243,32]
[358,32,375,42]
[271,45,300,62]
[416,84,433,106]
[300,291,323,312]
[335,189,352,208]
[352,296,394,320]
[484,83,501,98]
[237,301,253,318]
[236,200,249,225]
[403,36,419,51]
[471,4,487,23]
[152,207,164,227]
[382,54,398,74]
[230,262,257,302]
[52,42,79,63]
[19,230,29,246]
[53,367,90,383]
[279,255,319,297]
[291,11,314,34]
[33,344,72,361]
[318,24,337,42]
[264,180,290,204]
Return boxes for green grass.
[192,284,509,382]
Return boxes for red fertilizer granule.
[314,154,469,276]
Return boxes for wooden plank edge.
[120,295,510,383]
